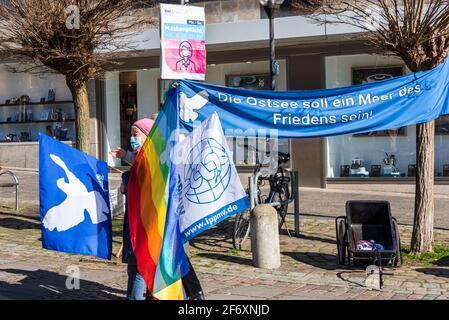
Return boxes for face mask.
[130,137,141,151]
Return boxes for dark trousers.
[182,258,204,300]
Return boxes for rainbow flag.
[128,86,190,300]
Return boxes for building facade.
[1,0,448,189]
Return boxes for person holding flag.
[111,118,155,300]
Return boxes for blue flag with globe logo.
[173,112,250,242]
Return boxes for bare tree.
[292,0,449,254]
[0,0,156,153]
[292,0,326,14]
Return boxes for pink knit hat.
[132,118,155,136]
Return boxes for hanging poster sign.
[160,3,206,81]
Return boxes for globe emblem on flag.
[184,138,232,204]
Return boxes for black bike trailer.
[336,200,402,267]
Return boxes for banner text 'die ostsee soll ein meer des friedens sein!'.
[217,84,421,126]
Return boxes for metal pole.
[249,176,255,210]
[15,183,19,211]
[265,7,276,91]
[294,171,300,237]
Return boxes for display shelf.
[0,120,75,125]
[0,100,73,108]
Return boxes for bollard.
[251,204,281,269]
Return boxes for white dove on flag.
[42,154,110,232]
[179,90,209,122]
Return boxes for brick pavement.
[1,211,449,300]
[1,170,449,300]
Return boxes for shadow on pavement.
[282,251,345,271]
[0,217,40,230]
[196,253,253,266]
[336,271,366,288]
[300,212,340,220]
[190,219,235,252]
[0,211,41,222]
[295,234,336,246]
[0,268,125,300]
[415,268,449,278]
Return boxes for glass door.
[119,71,138,166]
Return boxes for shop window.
[436,115,449,135]
[327,65,418,179]
[0,66,75,144]
[352,66,406,138]
[328,131,416,178]
[329,127,449,179]
[435,115,449,177]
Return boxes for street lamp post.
[259,0,284,91]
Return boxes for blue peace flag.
[39,134,112,260]
[175,113,250,242]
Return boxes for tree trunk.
[67,80,90,153]
[411,120,435,254]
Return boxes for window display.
[408,164,416,177]
[226,74,271,90]
[0,98,75,143]
[330,132,449,179]
[0,65,75,144]
[349,158,370,177]
[382,153,401,177]
[371,165,381,177]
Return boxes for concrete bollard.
[251,204,281,269]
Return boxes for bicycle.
[232,151,291,250]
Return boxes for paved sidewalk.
[1,212,449,300]
[1,170,449,300]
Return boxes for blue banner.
[178,59,449,138]
[39,134,112,260]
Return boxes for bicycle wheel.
[233,209,251,250]
[270,182,290,230]
[336,219,347,265]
